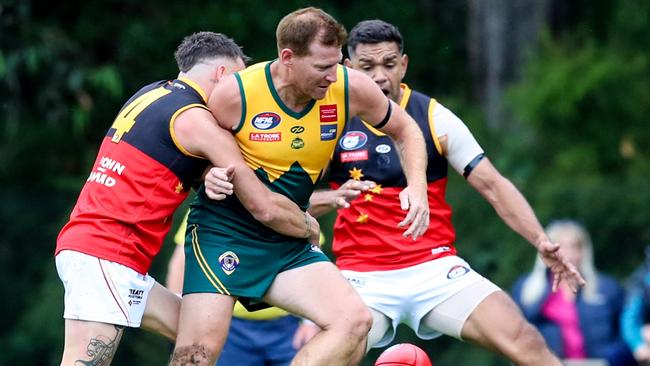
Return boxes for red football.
[375,343,433,366]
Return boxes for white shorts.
[55,250,156,328]
[341,255,500,347]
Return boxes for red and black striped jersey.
[56,78,209,274]
[328,84,457,271]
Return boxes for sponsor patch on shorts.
[446,265,470,279]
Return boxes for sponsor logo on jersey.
[339,131,368,150]
[446,264,470,279]
[171,82,186,90]
[218,251,240,275]
[251,112,281,130]
[320,124,338,141]
[319,104,338,122]
[310,244,323,253]
[249,132,281,142]
[376,144,391,153]
[87,156,126,188]
[340,150,368,162]
[290,126,305,134]
[291,137,305,149]
[431,246,451,256]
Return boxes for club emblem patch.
[339,131,368,151]
[291,137,305,149]
[218,251,240,275]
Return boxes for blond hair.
[520,220,600,305]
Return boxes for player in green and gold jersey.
[171,7,430,366]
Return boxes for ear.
[279,48,294,66]
[343,58,353,67]
[214,65,228,81]
[401,54,409,78]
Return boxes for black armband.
[373,99,392,129]
[463,153,485,178]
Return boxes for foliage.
[505,0,650,279]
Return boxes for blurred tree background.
[1,0,648,365]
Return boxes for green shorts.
[182,224,330,301]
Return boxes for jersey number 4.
[110,87,171,143]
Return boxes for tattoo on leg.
[169,344,210,365]
[75,325,124,366]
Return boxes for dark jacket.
[512,272,637,366]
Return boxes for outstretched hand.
[397,184,430,240]
[204,165,235,200]
[537,238,586,292]
[335,179,376,209]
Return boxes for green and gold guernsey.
[188,61,348,246]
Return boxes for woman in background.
[512,220,637,366]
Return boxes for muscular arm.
[347,68,429,239]
[466,159,585,291]
[173,103,318,242]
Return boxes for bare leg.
[60,319,124,366]
[169,293,235,366]
[458,291,561,366]
[366,309,392,352]
[140,282,181,342]
[264,262,373,366]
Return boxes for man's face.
[347,41,407,103]
[290,41,342,100]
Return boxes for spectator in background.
[166,211,319,366]
[512,220,636,366]
[621,247,650,366]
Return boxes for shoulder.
[207,74,242,129]
[346,67,377,95]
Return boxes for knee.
[509,321,554,361]
[516,321,545,347]
[340,303,373,341]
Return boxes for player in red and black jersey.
[55,32,319,366]
[308,20,585,366]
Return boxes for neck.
[395,84,405,105]
[178,71,213,100]
[271,62,311,112]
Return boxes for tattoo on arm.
[75,325,124,366]
[304,211,311,239]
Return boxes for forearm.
[484,177,547,248]
[231,168,313,239]
[393,121,428,188]
[263,191,314,239]
[308,189,338,218]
